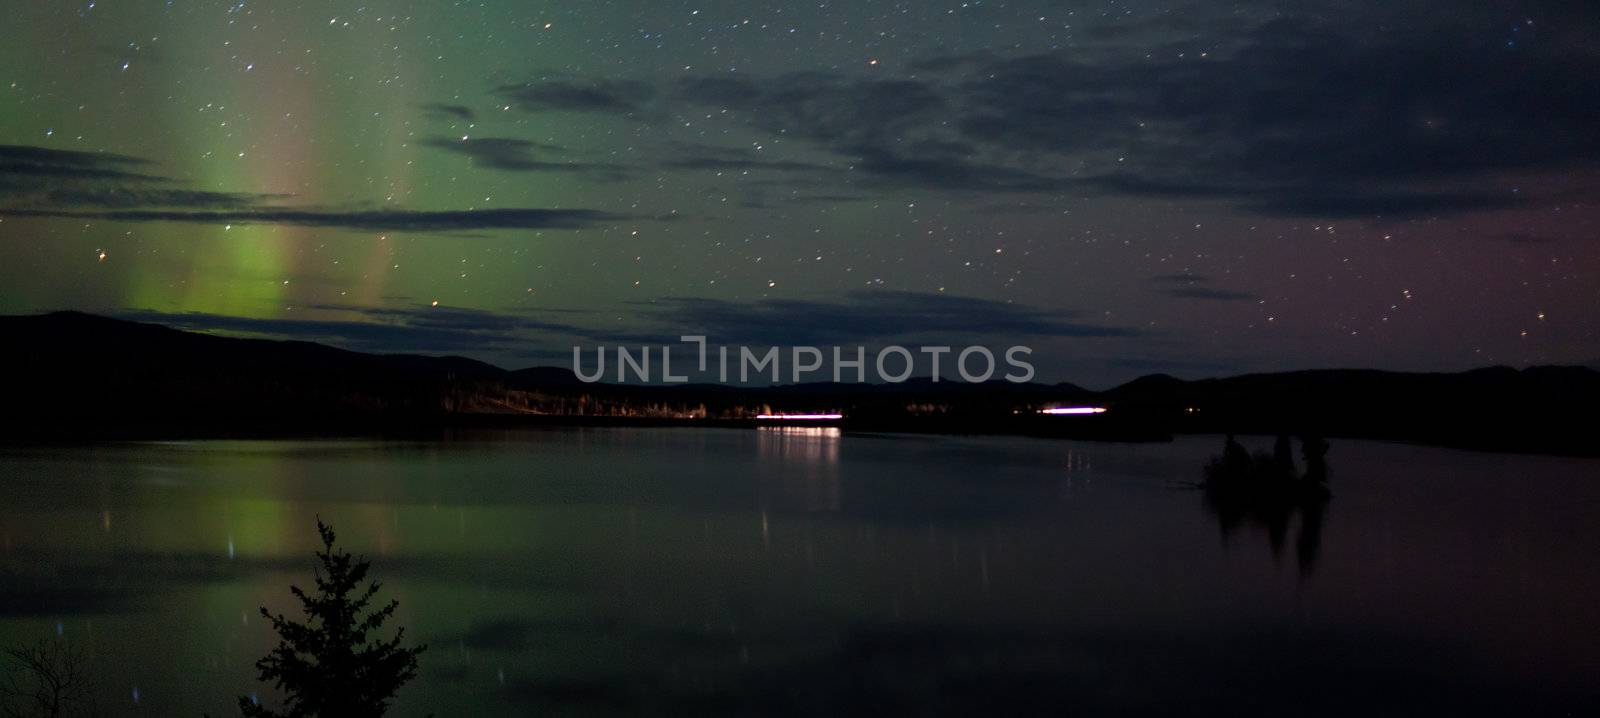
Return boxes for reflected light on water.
[757,426,842,513]
[2,432,1597,715]
[757,426,842,439]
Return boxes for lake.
[1,428,1597,715]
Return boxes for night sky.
[1,0,1597,386]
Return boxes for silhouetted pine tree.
[240,520,425,718]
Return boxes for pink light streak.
[1038,407,1107,415]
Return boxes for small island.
[1202,434,1331,574]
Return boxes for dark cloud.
[675,73,989,190]
[662,156,832,173]
[783,193,870,205]
[1241,189,1525,218]
[40,187,279,209]
[633,13,1600,215]
[1164,287,1259,302]
[672,73,1080,192]
[1149,273,1213,284]
[679,73,946,147]
[0,144,150,168]
[421,136,628,178]
[115,309,518,354]
[0,145,260,209]
[0,144,167,183]
[949,17,1599,216]
[310,303,597,336]
[0,143,619,232]
[906,49,1000,73]
[639,290,1136,346]
[421,102,476,121]
[673,76,761,106]
[116,304,602,355]
[1499,232,1558,244]
[4,206,621,232]
[1148,274,1258,301]
[849,144,1066,192]
[972,201,1070,216]
[494,78,656,116]
[657,142,842,187]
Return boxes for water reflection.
[755,426,841,513]
[2,433,1598,715]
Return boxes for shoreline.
[5,412,1595,458]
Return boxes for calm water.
[1,428,1597,716]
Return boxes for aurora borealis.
[1,0,1597,384]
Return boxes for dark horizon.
[11,308,1600,392]
[6,310,1597,457]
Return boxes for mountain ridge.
[2,311,1595,454]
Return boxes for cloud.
[0,143,621,232]
[675,73,983,189]
[679,73,946,147]
[906,49,1000,73]
[1163,287,1259,302]
[783,194,870,205]
[638,290,1136,345]
[531,10,1590,216]
[1148,274,1258,301]
[945,17,1599,216]
[421,102,476,121]
[5,206,621,232]
[0,145,263,209]
[971,201,1071,216]
[849,144,1066,192]
[116,304,604,355]
[657,141,840,180]
[494,78,656,116]
[310,303,598,337]
[0,144,167,183]
[662,157,832,173]
[116,309,517,354]
[1149,273,1213,284]
[671,73,1086,193]
[1241,189,1525,218]
[40,187,280,209]
[1499,232,1558,245]
[421,136,628,178]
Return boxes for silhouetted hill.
[507,365,583,387]
[0,311,510,432]
[1105,373,1185,400]
[1,312,1596,454]
[1103,366,1600,454]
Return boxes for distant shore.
[0,411,1171,445]
[3,311,1597,456]
[9,411,1597,459]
